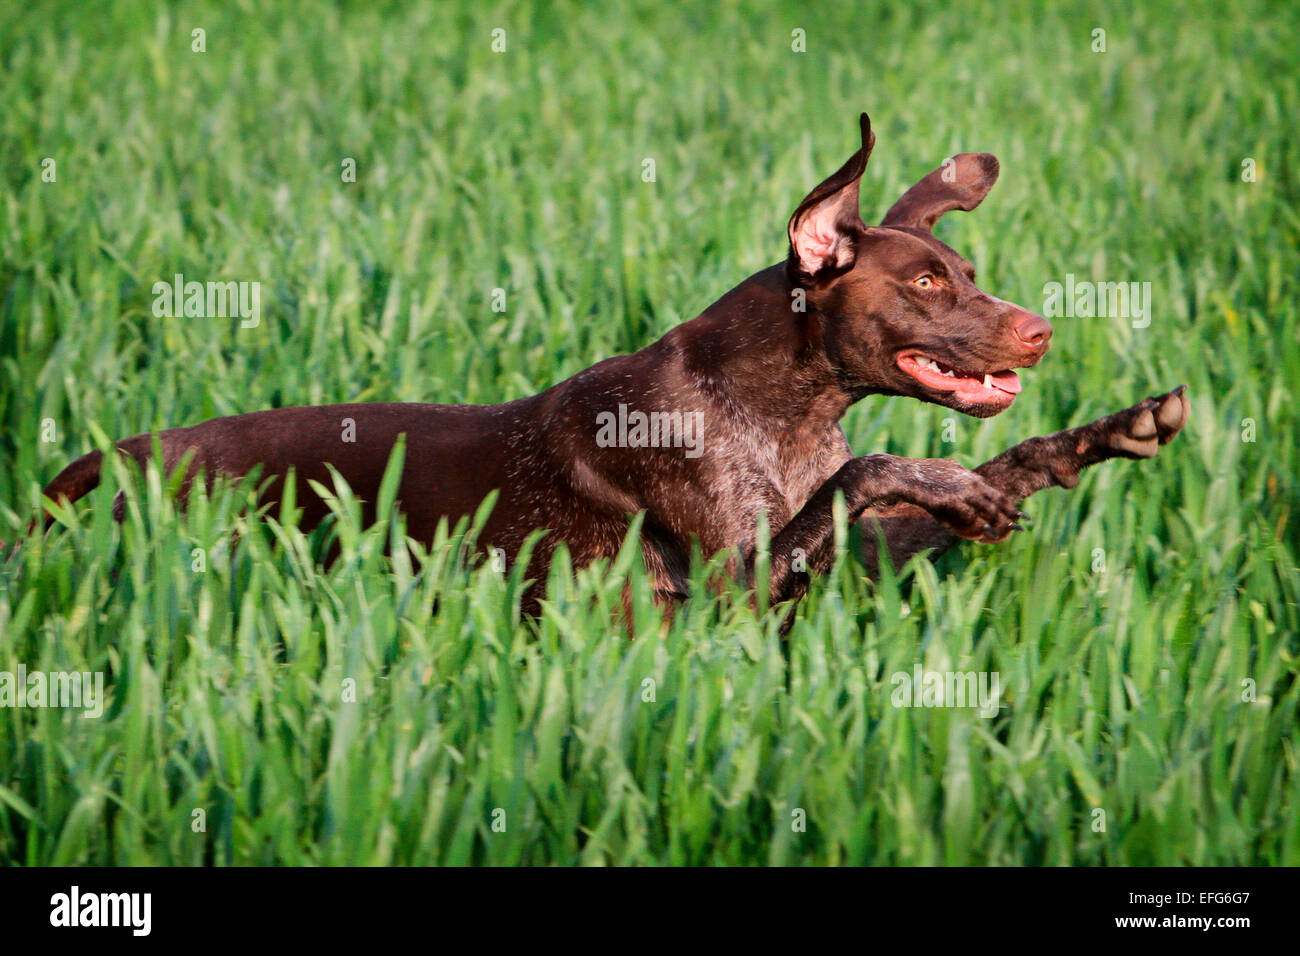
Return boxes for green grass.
[1,0,1297,864]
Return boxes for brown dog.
[37,113,1188,615]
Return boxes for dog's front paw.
[1102,385,1190,459]
[887,458,1026,542]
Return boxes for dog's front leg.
[859,386,1190,575]
[763,454,1024,607]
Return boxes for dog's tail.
[2,450,106,554]
[40,449,106,524]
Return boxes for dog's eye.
[914,275,935,289]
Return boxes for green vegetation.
[0,0,1296,864]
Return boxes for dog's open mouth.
[897,352,1022,407]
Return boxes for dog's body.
[39,113,1188,614]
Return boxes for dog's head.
[787,113,1051,418]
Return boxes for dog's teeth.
[983,373,993,388]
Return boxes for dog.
[34,112,1188,617]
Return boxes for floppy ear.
[787,113,875,282]
[880,152,999,231]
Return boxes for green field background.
[0,0,1297,864]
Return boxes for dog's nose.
[1012,310,1053,349]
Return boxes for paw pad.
[1155,387,1190,443]
[1110,409,1159,458]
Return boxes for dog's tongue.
[989,370,1021,394]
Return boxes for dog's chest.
[757,423,854,518]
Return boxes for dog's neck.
[670,264,861,433]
